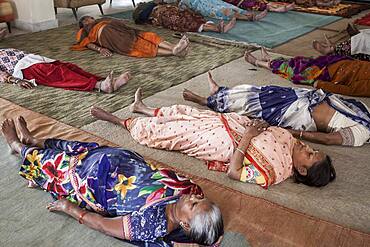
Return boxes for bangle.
[299,131,303,139]
[235,147,246,156]
[78,210,89,224]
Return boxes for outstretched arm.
[0,71,36,89]
[288,129,343,145]
[47,199,125,240]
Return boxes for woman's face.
[176,194,211,228]
[292,140,326,176]
[83,17,96,27]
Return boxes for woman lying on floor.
[182,72,370,147]
[133,1,236,33]
[244,47,370,97]
[1,117,223,247]
[0,48,130,92]
[312,29,370,62]
[72,16,190,58]
[91,88,336,189]
[178,0,268,21]
[223,0,295,13]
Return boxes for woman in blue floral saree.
[1,117,223,247]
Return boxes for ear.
[297,166,307,176]
[180,221,191,232]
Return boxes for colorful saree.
[19,139,202,246]
[150,4,207,32]
[207,85,370,133]
[126,105,295,188]
[269,54,349,85]
[179,0,249,20]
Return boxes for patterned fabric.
[19,139,203,245]
[240,156,266,184]
[207,85,370,134]
[334,39,370,61]
[269,54,349,85]
[127,105,296,188]
[179,0,249,20]
[223,0,268,11]
[150,5,206,32]
[0,48,26,74]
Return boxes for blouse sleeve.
[240,157,266,185]
[122,205,168,242]
[338,125,370,146]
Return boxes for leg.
[16,116,45,148]
[6,22,11,33]
[1,119,24,155]
[98,4,104,15]
[183,89,208,106]
[130,88,157,116]
[110,0,113,5]
[157,47,175,56]
[260,47,272,62]
[72,8,78,20]
[0,28,7,39]
[203,18,236,33]
[244,51,271,69]
[90,106,126,127]
[94,71,131,93]
[312,40,334,55]
[207,71,220,95]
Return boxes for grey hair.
[188,203,224,246]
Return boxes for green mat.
[0,22,244,128]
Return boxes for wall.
[11,0,58,31]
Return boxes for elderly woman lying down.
[1,117,223,247]
[0,48,130,92]
[182,72,370,147]
[91,88,336,189]
[244,48,370,97]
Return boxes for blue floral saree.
[19,139,203,246]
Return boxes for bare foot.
[16,116,39,146]
[223,17,236,33]
[1,119,21,153]
[244,51,258,66]
[260,47,271,62]
[0,28,7,39]
[100,71,114,93]
[254,9,268,21]
[207,71,220,95]
[183,89,207,105]
[90,106,122,125]
[173,35,190,57]
[286,3,295,10]
[113,71,131,92]
[130,87,146,113]
[312,40,333,55]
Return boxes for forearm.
[63,201,124,239]
[296,130,342,145]
[228,134,253,179]
[87,43,102,53]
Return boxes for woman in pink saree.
[91,88,336,189]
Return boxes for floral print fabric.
[19,139,202,245]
